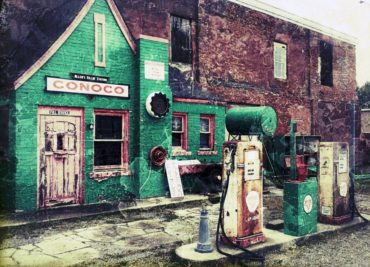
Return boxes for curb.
[0,195,210,233]
[175,216,369,264]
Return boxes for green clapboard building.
[0,0,225,212]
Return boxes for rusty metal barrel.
[225,106,277,137]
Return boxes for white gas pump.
[221,137,265,247]
[216,107,277,257]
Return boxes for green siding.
[135,38,173,198]
[6,0,228,211]
[14,0,136,211]
[0,91,16,211]
[172,101,225,163]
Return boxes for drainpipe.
[290,120,297,180]
[351,102,357,174]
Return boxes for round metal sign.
[339,182,348,197]
[246,191,259,213]
[303,195,313,214]
[146,92,170,118]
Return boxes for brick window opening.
[171,16,192,64]
[172,113,188,151]
[94,13,106,67]
[274,42,287,80]
[200,115,215,150]
[320,41,333,86]
[94,110,129,168]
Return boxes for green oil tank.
[225,106,277,136]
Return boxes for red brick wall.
[119,0,357,140]
[197,0,313,135]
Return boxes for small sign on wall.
[165,160,184,199]
[144,61,165,81]
[361,110,370,133]
[338,149,347,173]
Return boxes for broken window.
[200,115,215,150]
[94,110,128,167]
[171,16,192,64]
[320,41,333,86]
[274,42,287,80]
[172,112,188,150]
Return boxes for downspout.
[351,102,357,174]
[308,30,315,136]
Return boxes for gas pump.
[218,107,277,251]
[221,138,265,246]
[318,142,352,224]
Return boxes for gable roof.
[0,0,136,90]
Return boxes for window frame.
[319,40,333,87]
[273,42,287,80]
[170,15,192,64]
[93,109,129,170]
[172,112,188,151]
[199,114,215,151]
[94,13,106,67]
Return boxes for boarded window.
[171,16,192,64]
[320,41,333,86]
[94,111,128,167]
[274,42,287,80]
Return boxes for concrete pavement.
[0,190,368,266]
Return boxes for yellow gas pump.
[318,142,352,224]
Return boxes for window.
[94,110,129,168]
[94,13,106,67]
[200,115,215,150]
[319,41,333,86]
[171,16,192,64]
[172,113,188,150]
[274,42,287,80]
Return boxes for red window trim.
[172,112,188,151]
[93,109,129,170]
[200,114,215,151]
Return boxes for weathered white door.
[38,107,83,208]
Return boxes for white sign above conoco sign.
[46,77,129,98]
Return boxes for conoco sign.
[46,77,129,98]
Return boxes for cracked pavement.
[0,200,223,266]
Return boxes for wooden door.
[38,107,83,208]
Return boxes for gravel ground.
[264,223,370,267]
[125,223,370,267]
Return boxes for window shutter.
[274,42,287,80]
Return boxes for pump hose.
[349,172,369,223]
[215,152,265,265]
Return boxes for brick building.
[0,0,358,212]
